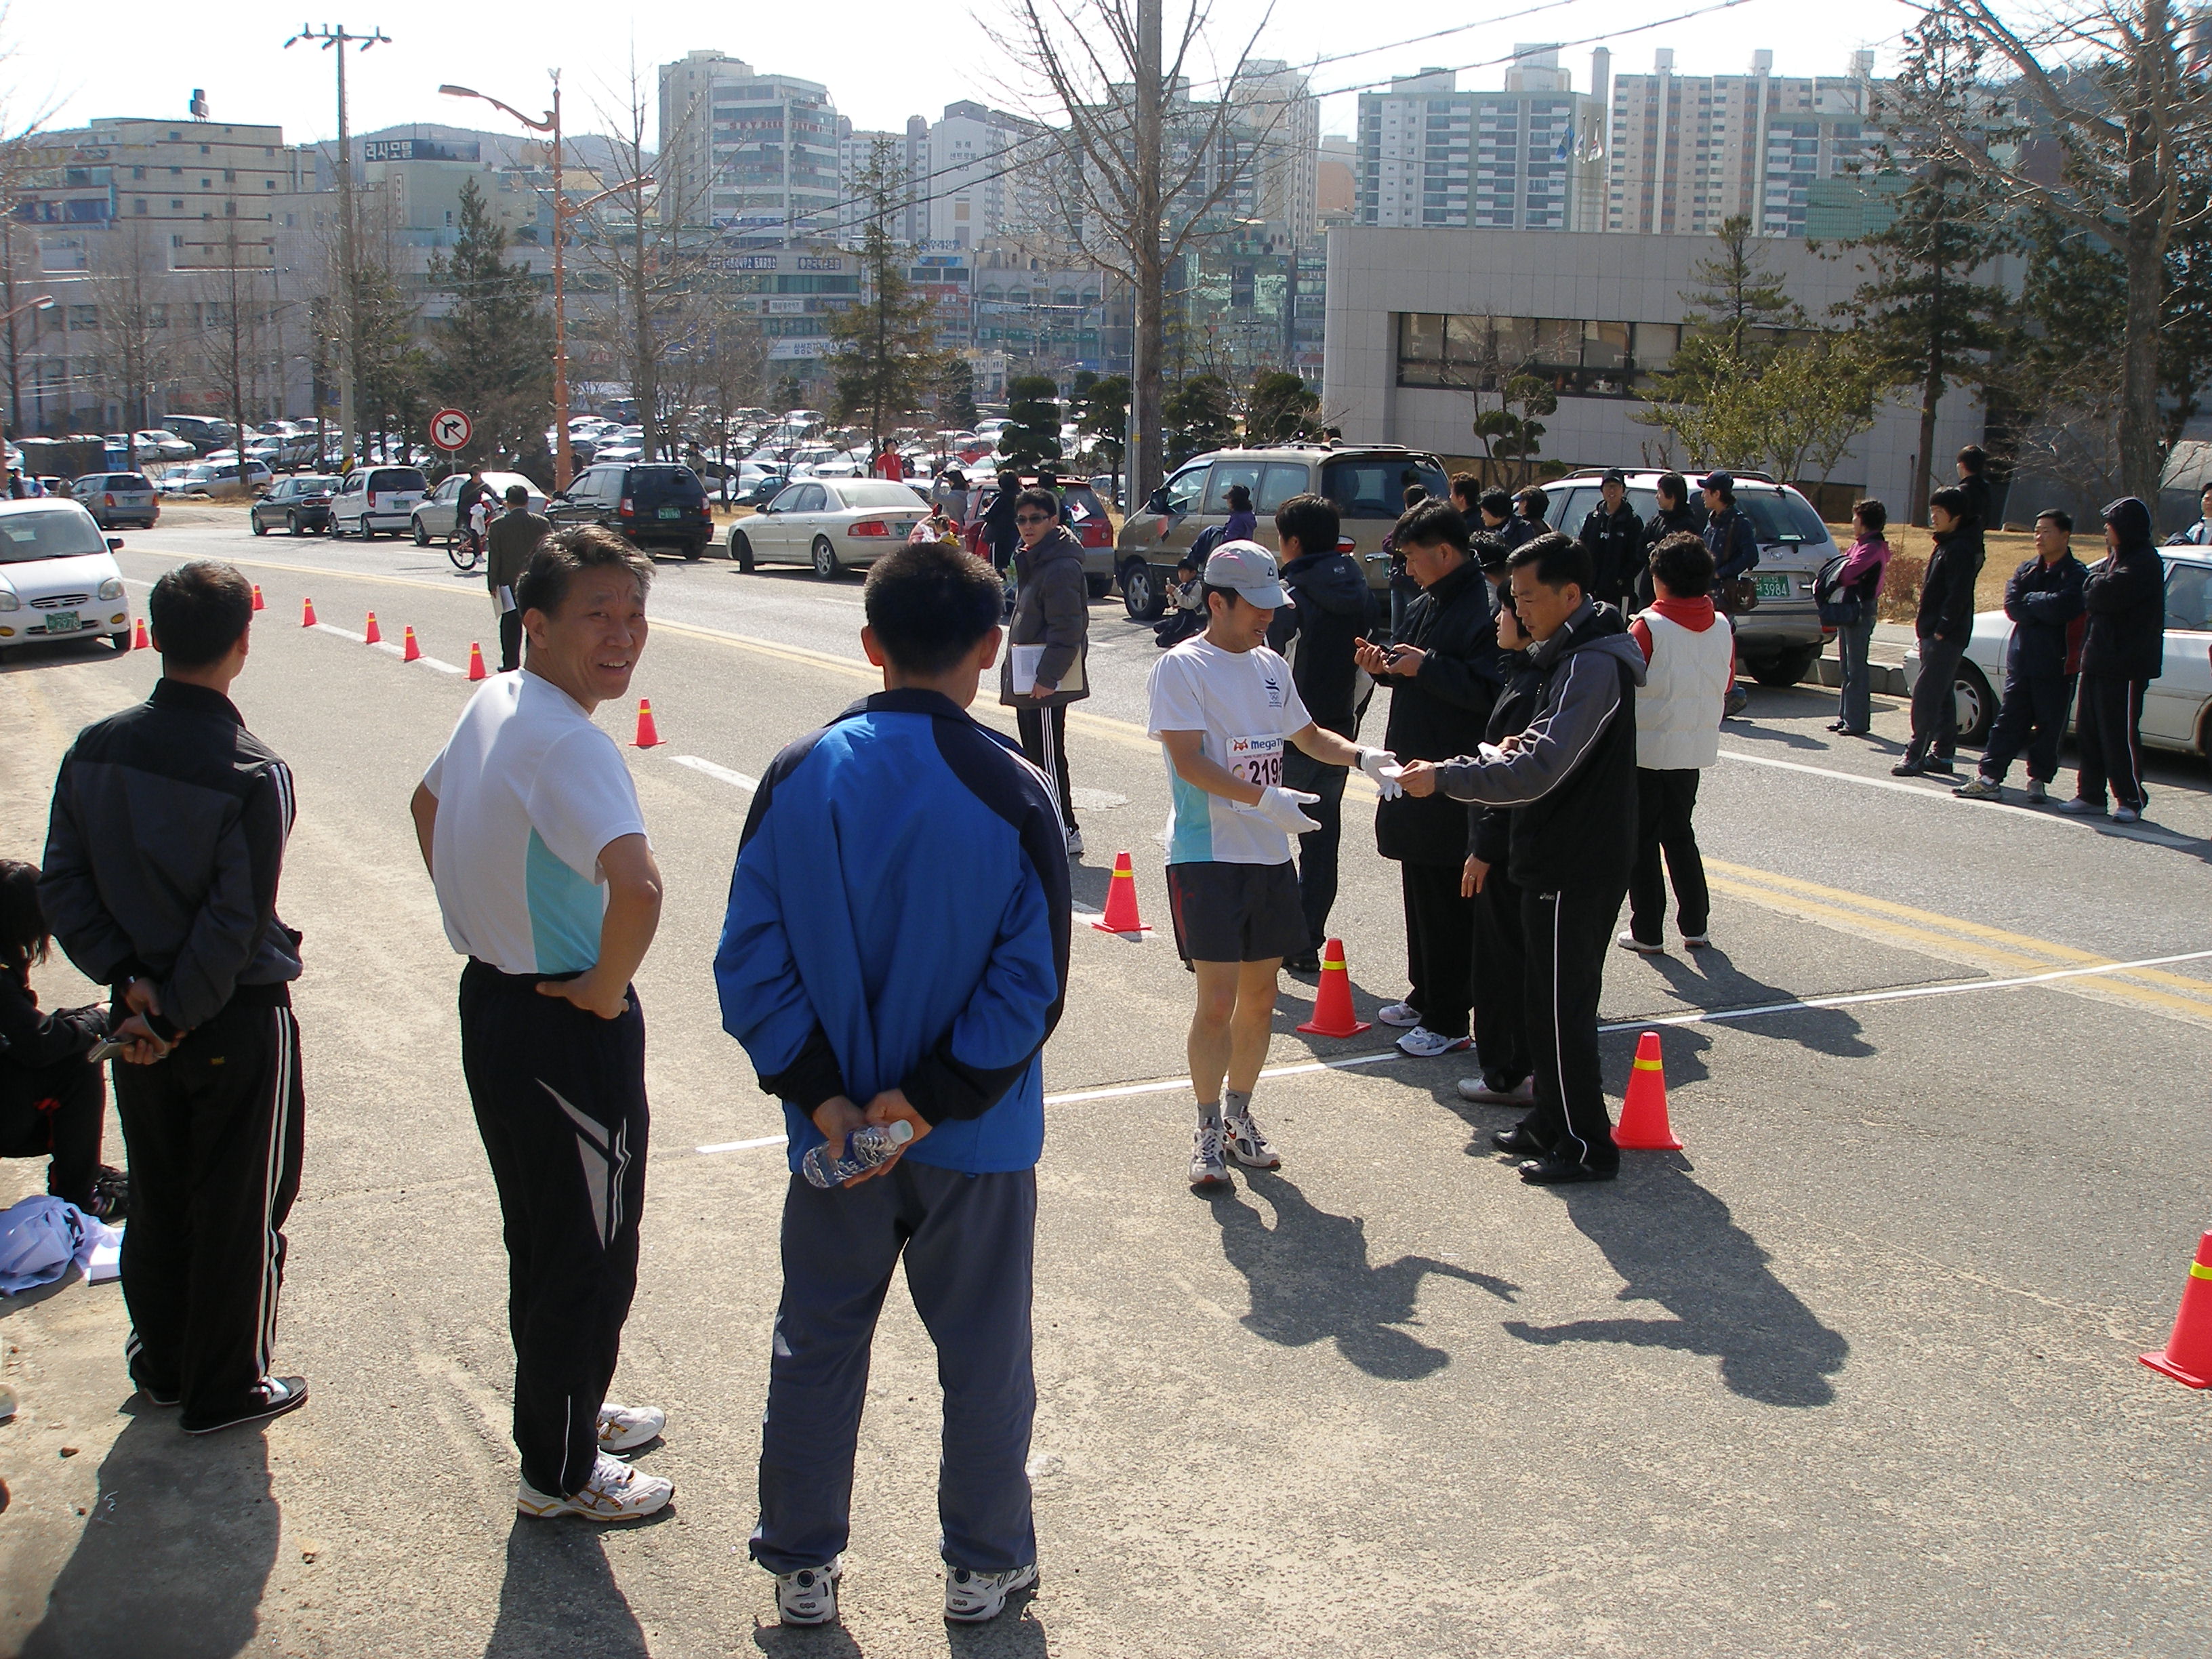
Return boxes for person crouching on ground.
[1617,533,1731,956]
[1396,533,1645,1185]
[716,541,1071,1628]
[0,860,127,1219]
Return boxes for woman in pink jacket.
[1828,499,1892,737]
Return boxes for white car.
[131,430,195,463]
[329,464,428,539]
[726,478,930,579]
[0,497,131,654]
[1904,550,2212,756]
[412,471,548,544]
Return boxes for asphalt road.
[0,503,2207,1658]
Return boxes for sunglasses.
[1015,513,1052,525]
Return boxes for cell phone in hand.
[85,1038,127,1064]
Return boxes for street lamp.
[1,293,56,325]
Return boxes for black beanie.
[2102,496,2152,548]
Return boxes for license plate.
[1754,573,1792,599]
[657,506,681,519]
[43,610,79,633]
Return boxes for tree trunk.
[1129,0,1165,505]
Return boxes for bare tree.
[1000,0,1286,502]
[85,221,176,432]
[1904,0,2212,501]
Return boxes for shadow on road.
[1504,1159,1848,1408]
[483,1512,656,1657]
[19,1406,278,1658]
[1640,949,1876,1061]
[748,1599,1049,1656]
[1212,1169,1517,1380]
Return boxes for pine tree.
[997,375,1063,472]
[1162,373,1235,466]
[427,178,554,472]
[1246,371,1319,443]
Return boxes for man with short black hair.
[1397,533,1647,1185]
[41,558,308,1433]
[485,483,549,672]
[1957,509,2087,803]
[1477,487,1536,551]
[718,539,1069,1629]
[1699,471,1759,717]
[1637,472,1704,609]
[1894,485,1984,777]
[1578,468,1642,611]
[411,525,672,1522]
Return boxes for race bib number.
[1227,733,1284,790]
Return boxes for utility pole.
[285,22,389,472]
[1130,0,1164,506]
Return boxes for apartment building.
[657,51,840,234]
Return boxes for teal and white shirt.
[421,671,647,974]
[1145,636,1311,866]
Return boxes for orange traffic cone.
[402,626,421,662]
[251,583,264,611]
[1614,1030,1682,1149]
[466,642,487,681]
[2140,1231,2212,1388]
[1296,938,1370,1036]
[364,611,382,645]
[301,596,317,628]
[1091,851,1150,933]
[634,697,661,747]
[131,617,149,651]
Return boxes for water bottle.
[801,1119,915,1189]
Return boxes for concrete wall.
[1322,224,1990,512]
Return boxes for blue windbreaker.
[714,689,1071,1174]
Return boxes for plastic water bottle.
[802,1120,915,1189]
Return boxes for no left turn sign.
[430,408,473,451]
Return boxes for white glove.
[1357,745,1404,800]
[1252,785,1324,835]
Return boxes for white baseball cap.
[1203,540,1288,608]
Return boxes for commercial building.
[657,51,840,235]
[1355,49,1607,232]
[1605,48,1883,237]
[1320,224,1986,508]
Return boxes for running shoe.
[946,1563,1038,1623]
[1681,933,1711,950]
[517,1452,674,1521]
[1614,931,1664,956]
[1065,827,1084,856]
[1189,1122,1231,1191]
[1456,1076,1534,1107]
[1952,777,2003,800]
[181,1375,309,1436]
[2056,797,2106,816]
[1223,1109,1280,1168]
[2113,805,2142,824]
[597,1402,666,1454]
[2025,779,2049,804]
[1375,1002,1422,1027]
[1395,1026,1471,1058]
[775,1559,842,1626]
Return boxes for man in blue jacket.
[1957,508,2086,803]
[2060,496,2167,823]
[1698,471,1758,716]
[715,539,1069,1630]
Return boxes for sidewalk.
[1802,622,1914,695]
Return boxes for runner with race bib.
[1145,542,1404,1192]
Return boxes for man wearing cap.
[1147,541,1401,1191]
[1700,472,1758,718]
[1578,469,1643,613]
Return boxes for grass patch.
[1828,523,2039,624]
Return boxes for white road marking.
[668,754,758,791]
[314,623,365,642]
[696,1134,786,1155]
[1044,1048,1411,1106]
[414,655,464,675]
[1717,746,2200,848]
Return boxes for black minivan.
[548,462,714,559]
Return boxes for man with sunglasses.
[999,488,1090,853]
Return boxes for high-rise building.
[836,115,928,248]
[657,49,840,237]
[1355,49,1607,232]
[1605,49,1882,237]
[924,101,1054,253]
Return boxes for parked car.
[157,464,218,499]
[728,477,933,578]
[131,430,196,464]
[161,414,234,455]
[251,474,344,536]
[1902,548,2212,756]
[0,497,132,654]
[1540,467,1833,685]
[1112,443,1448,621]
[413,471,547,545]
[69,472,161,530]
[547,462,713,559]
[328,465,429,538]
[960,473,1117,596]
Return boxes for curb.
[1804,655,1908,696]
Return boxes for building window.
[1396,311,1646,396]
[171,200,183,209]
[134,199,147,215]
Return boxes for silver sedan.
[728,477,931,579]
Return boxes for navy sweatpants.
[1980,670,2076,785]
[753,1161,1037,1576]
[459,961,648,1498]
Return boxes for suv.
[161,415,234,455]
[1111,444,1448,620]
[70,472,160,529]
[959,474,1115,595]
[548,462,713,559]
[329,466,429,539]
[1538,468,1834,685]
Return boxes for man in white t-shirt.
[1146,542,1401,1191]
[409,525,674,1523]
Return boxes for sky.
[5,0,1923,149]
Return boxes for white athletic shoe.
[1456,1075,1534,1106]
[1375,1002,1422,1027]
[1681,933,1711,950]
[1065,827,1084,856]
[1395,1025,1471,1058]
[597,1402,665,1454]
[1223,1109,1280,1168]
[1189,1121,1231,1191]
[517,1452,674,1521]
[775,1559,843,1626]
[2113,805,2142,823]
[945,1562,1038,1623]
[1614,931,1664,956]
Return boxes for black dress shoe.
[1891,760,1926,777]
[1825,720,1847,733]
[1491,1124,1552,1157]
[1518,1157,1618,1186]
[1283,951,1320,974]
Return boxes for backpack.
[1187,523,1227,567]
[1814,552,1863,627]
